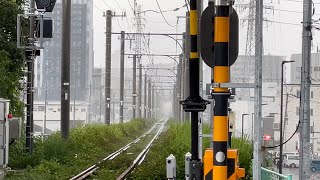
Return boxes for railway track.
[70,119,167,180]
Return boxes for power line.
[113,0,122,9]
[102,0,112,10]
[90,0,104,13]
[264,122,300,149]
[184,0,190,12]
[272,8,320,16]
[281,0,320,5]
[154,0,176,27]
[137,4,187,14]
[265,20,301,26]
[127,0,134,13]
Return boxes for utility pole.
[151,85,155,118]
[43,81,48,142]
[26,0,35,152]
[105,10,112,125]
[174,74,177,120]
[99,85,102,122]
[61,0,71,139]
[155,92,158,118]
[299,0,312,178]
[73,87,76,127]
[148,79,151,119]
[88,84,92,124]
[120,31,125,123]
[144,74,147,119]
[132,55,137,119]
[184,12,190,121]
[279,60,295,173]
[284,93,289,151]
[177,54,183,122]
[181,33,186,121]
[253,0,263,178]
[139,64,142,117]
[134,5,144,118]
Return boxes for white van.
[284,155,299,168]
[275,151,299,158]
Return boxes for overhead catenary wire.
[102,0,112,10]
[90,0,104,13]
[127,0,134,13]
[136,4,188,15]
[154,0,176,27]
[113,0,122,9]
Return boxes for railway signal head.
[35,0,57,12]
[200,4,239,68]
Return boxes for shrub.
[7,118,152,179]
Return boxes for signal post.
[201,0,245,179]
[211,0,230,177]
[181,0,209,179]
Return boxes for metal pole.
[155,92,158,118]
[299,0,312,178]
[132,55,137,119]
[177,54,183,122]
[212,0,231,178]
[180,0,209,178]
[182,33,186,122]
[105,10,112,125]
[184,12,190,121]
[26,0,35,153]
[253,0,263,177]
[242,114,245,139]
[112,94,115,123]
[61,0,71,139]
[198,0,203,161]
[152,85,155,118]
[252,113,254,141]
[284,93,289,151]
[148,79,151,119]
[43,81,47,141]
[99,86,102,122]
[139,63,142,117]
[279,62,284,174]
[120,31,125,123]
[144,74,147,119]
[174,80,177,120]
[88,84,92,123]
[73,87,76,127]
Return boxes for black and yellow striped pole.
[181,0,209,179]
[212,0,230,179]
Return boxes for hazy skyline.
[92,0,320,69]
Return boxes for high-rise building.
[37,0,93,101]
[290,53,320,84]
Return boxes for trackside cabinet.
[0,99,10,167]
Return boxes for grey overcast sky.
[92,0,320,68]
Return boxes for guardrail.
[261,167,292,180]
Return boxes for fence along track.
[69,121,161,180]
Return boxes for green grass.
[92,124,162,179]
[129,121,253,180]
[6,118,153,180]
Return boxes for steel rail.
[116,120,167,180]
[69,122,160,180]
